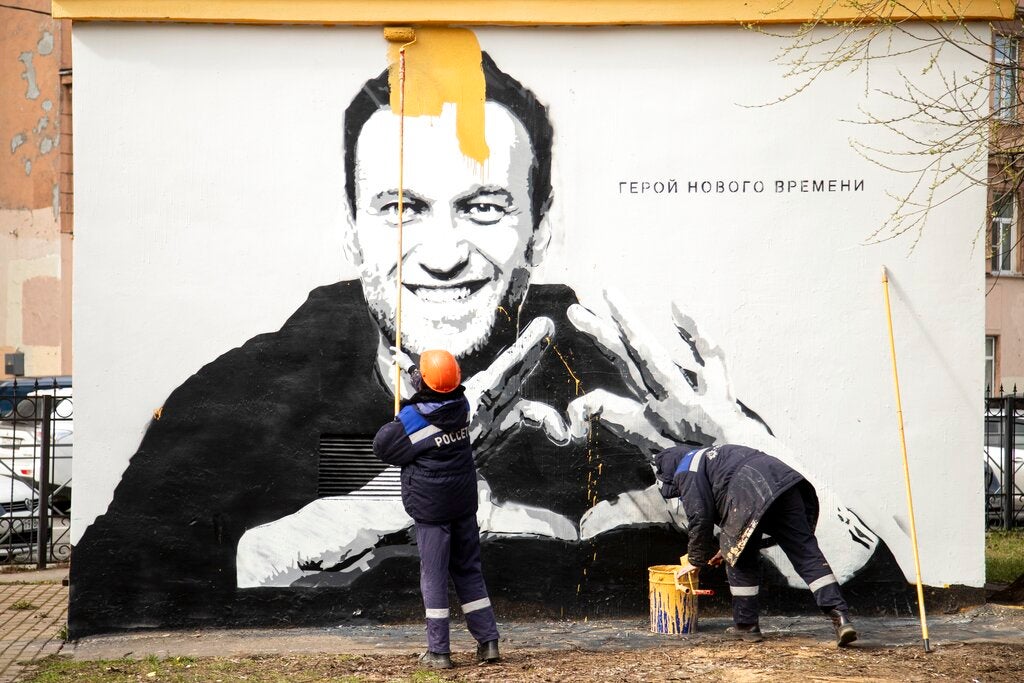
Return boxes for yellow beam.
[51,0,1016,25]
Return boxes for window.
[991,194,1015,273]
[986,335,997,395]
[995,35,1018,120]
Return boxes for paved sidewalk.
[0,570,67,683]
[67,604,1024,661]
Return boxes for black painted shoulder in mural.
[70,280,392,636]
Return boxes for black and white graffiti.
[69,36,903,637]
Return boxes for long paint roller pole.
[393,44,406,416]
[384,27,417,415]
[881,266,931,653]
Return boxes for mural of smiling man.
[69,28,903,636]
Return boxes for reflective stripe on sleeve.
[409,424,441,444]
[807,574,838,593]
[675,448,709,476]
[729,585,760,597]
[425,608,450,619]
[461,597,492,613]
[689,448,706,472]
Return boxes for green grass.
[410,672,450,683]
[17,654,464,683]
[986,530,1024,584]
[0,562,68,575]
[9,599,37,611]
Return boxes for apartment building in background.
[0,0,73,379]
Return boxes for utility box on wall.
[4,353,24,377]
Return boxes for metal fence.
[0,378,72,566]
[984,392,1024,530]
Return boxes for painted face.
[346,102,547,358]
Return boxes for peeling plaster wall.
[0,2,72,377]
[71,23,987,633]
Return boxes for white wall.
[73,22,987,585]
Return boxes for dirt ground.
[22,637,1024,682]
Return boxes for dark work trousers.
[415,514,499,654]
[725,487,849,625]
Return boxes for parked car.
[0,423,33,455]
[0,474,40,558]
[0,376,71,419]
[983,411,1024,523]
[0,389,72,511]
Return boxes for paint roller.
[383,26,416,43]
[383,27,417,416]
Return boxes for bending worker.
[655,444,858,647]
[373,350,500,669]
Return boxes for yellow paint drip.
[387,27,488,164]
[549,342,582,396]
[547,338,602,613]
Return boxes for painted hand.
[564,291,771,457]
[236,486,413,588]
[566,292,889,586]
[464,316,572,462]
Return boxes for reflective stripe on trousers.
[416,514,499,654]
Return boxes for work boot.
[724,624,764,643]
[828,609,858,647]
[418,651,454,669]
[476,639,501,663]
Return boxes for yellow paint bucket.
[648,564,700,634]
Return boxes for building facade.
[988,6,1024,393]
[58,1,1007,636]
[0,0,73,379]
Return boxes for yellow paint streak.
[545,339,600,609]
[548,340,582,396]
[53,0,1016,24]
[388,28,488,165]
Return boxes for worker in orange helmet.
[372,349,500,669]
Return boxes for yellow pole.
[881,266,931,653]
[393,45,406,417]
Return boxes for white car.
[983,411,1024,524]
[0,474,40,557]
[0,423,34,479]
[1,389,72,510]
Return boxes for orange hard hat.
[418,349,461,393]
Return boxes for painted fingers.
[566,291,754,450]
[466,316,571,457]
[670,303,733,403]
[565,389,675,454]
